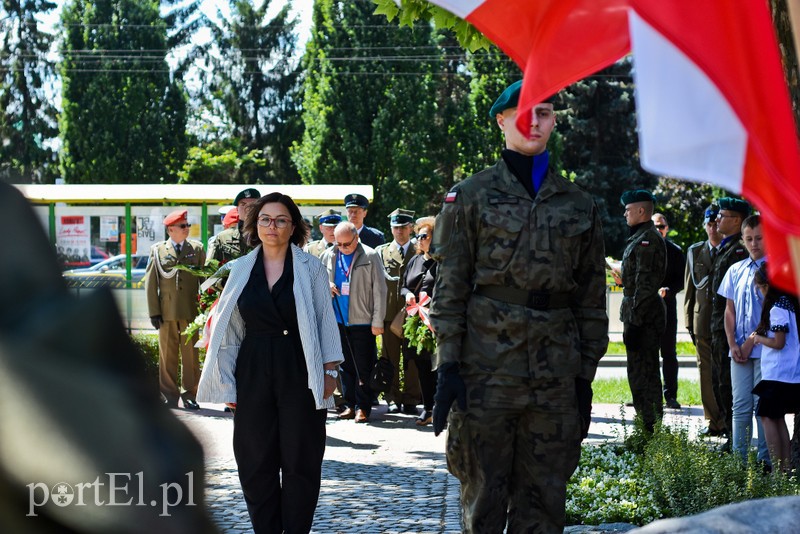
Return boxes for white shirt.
[718,256,766,358]
[760,297,800,383]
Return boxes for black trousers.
[660,297,679,400]
[414,353,436,412]
[233,334,326,534]
[338,324,377,415]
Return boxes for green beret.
[620,189,656,206]
[489,80,557,118]
[717,197,750,216]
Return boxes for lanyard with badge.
[338,251,354,296]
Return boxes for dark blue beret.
[620,189,656,206]
[717,197,750,216]
[703,204,719,223]
[344,193,369,209]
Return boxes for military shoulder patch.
[641,241,650,246]
[444,191,458,203]
[735,248,747,255]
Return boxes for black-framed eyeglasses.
[257,216,292,229]
[654,225,666,230]
[171,223,191,229]
[334,237,356,248]
[417,234,430,241]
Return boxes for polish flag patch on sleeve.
[444,191,458,203]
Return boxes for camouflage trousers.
[625,322,664,433]
[446,376,582,534]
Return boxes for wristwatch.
[324,369,339,379]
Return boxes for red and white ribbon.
[406,291,435,333]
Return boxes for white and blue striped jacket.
[196,243,344,409]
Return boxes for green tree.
[200,0,302,184]
[295,0,468,226]
[0,0,58,184]
[59,0,186,184]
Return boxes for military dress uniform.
[305,239,333,259]
[710,233,748,435]
[684,240,725,433]
[357,226,385,249]
[376,237,420,410]
[620,220,667,432]
[145,239,206,405]
[660,237,685,404]
[430,160,608,533]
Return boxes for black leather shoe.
[183,398,201,410]
[665,398,682,409]
[163,397,178,408]
[387,402,401,414]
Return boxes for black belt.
[474,285,571,310]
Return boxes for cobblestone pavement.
[175,400,715,534]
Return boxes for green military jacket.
[145,239,206,321]
[430,160,608,382]
[684,241,715,337]
[206,227,249,266]
[376,241,414,322]
[619,221,666,326]
[710,234,748,334]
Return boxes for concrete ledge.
[600,355,696,367]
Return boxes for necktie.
[710,246,718,262]
[398,246,405,259]
[175,243,182,256]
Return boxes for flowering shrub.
[567,443,662,525]
[567,417,800,526]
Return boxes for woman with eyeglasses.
[401,216,440,426]
[197,192,344,533]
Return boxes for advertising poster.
[100,216,119,242]
[137,215,161,254]
[57,215,91,267]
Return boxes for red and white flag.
[427,0,800,293]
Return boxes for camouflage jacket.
[429,160,608,382]
[206,227,250,266]
[710,234,748,333]
[619,221,666,326]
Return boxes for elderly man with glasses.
[145,209,207,410]
[320,221,387,423]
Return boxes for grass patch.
[607,341,695,355]
[593,377,702,406]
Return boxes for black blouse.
[401,253,438,300]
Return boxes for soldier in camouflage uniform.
[305,208,341,258]
[429,80,608,533]
[206,187,260,266]
[709,197,751,448]
[619,190,667,433]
